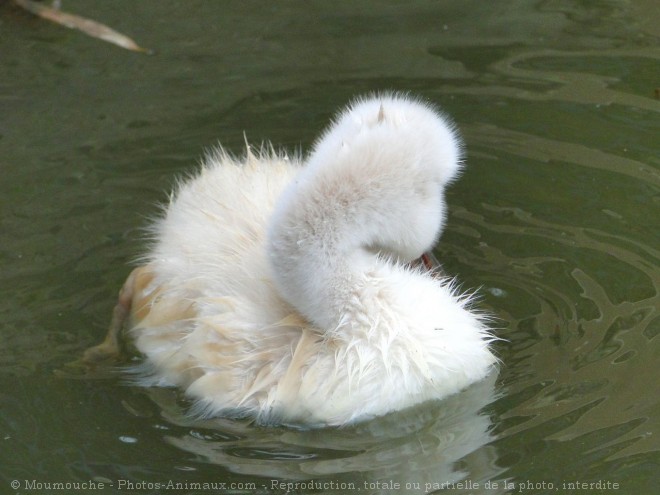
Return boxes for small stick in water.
[13,0,152,54]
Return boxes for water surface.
[1,1,658,494]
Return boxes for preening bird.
[85,94,496,427]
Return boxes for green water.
[1,1,658,494]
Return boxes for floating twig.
[13,0,152,54]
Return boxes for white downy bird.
[85,94,496,427]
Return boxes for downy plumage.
[85,94,496,426]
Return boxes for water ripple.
[448,203,659,461]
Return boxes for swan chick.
[87,94,496,427]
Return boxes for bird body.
[87,95,496,426]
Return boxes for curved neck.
[267,95,460,333]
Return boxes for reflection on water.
[1,0,658,493]
[138,374,502,494]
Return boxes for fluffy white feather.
[88,94,496,426]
